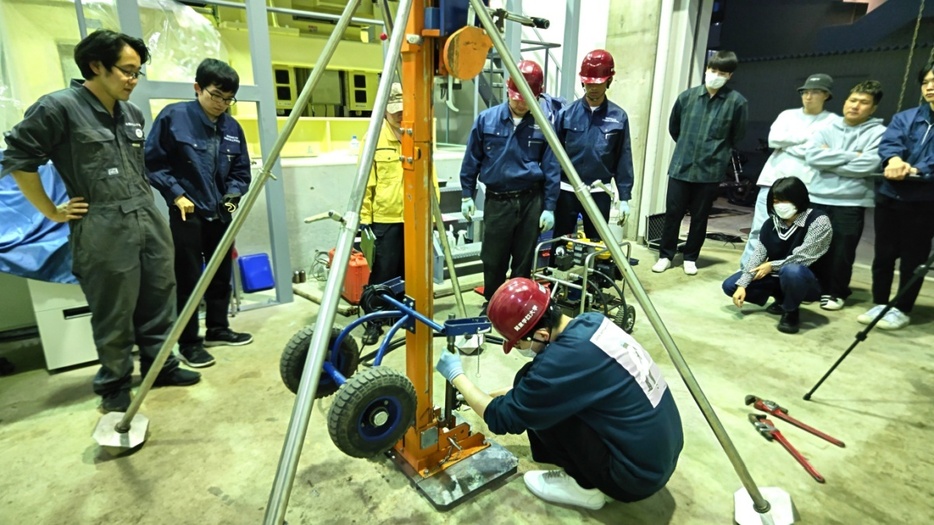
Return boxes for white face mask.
[705,71,727,90]
[773,202,798,220]
[516,347,536,359]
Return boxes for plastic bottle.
[349,135,360,156]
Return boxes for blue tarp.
[0,150,76,284]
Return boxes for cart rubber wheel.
[615,304,636,333]
[327,367,416,458]
[280,326,360,397]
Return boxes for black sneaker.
[765,301,784,315]
[778,309,800,334]
[99,389,131,413]
[204,328,253,347]
[178,345,216,368]
[362,323,383,346]
[152,367,202,387]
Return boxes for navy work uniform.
[460,102,560,301]
[146,100,251,349]
[553,97,634,241]
[1,80,181,395]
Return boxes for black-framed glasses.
[206,89,237,106]
[112,65,145,80]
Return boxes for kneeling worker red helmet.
[487,277,550,353]
[506,60,544,101]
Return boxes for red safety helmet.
[487,278,551,353]
[506,60,544,101]
[579,49,615,84]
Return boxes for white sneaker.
[523,470,606,510]
[876,307,910,330]
[820,295,844,311]
[683,261,698,275]
[857,304,886,325]
[652,258,671,273]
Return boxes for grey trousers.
[71,202,179,395]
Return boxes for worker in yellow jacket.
[359,82,439,344]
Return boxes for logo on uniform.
[135,128,143,138]
[604,117,620,123]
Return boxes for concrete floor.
[2,203,933,524]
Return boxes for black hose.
[585,279,610,316]
[591,268,627,310]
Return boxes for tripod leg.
[804,251,934,400]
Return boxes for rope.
[896,0,926,112]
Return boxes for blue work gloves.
[461,197,475,221]
[539,210,555,232]
[435,351,465,383]
[617,200,630,219]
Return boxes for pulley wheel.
[443,26,493,80]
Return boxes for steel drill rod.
[263,1,412,523]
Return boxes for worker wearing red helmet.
[460,60,561,311]
[435,278,683,510]
[552,49,634,242]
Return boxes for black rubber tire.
[327,367,416,458]
[280,326,360,397]
[615,304,636,333]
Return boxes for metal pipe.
[74,0,88,39]
[263,0,412,523]
[191,0,384,26]
[431,188,468,318]
[469,0,772,515]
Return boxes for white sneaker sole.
[523,472,606,510]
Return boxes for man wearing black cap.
[739,73,838,269]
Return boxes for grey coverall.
[1,80,180,395]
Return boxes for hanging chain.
[896,0,926,112]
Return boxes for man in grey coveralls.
[1,30,201,412]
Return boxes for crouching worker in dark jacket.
[435,278,683,510]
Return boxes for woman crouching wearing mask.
[721,176,832,334]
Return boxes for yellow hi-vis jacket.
[361,120,440,224]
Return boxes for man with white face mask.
[653,50,748,275]
[434,278,683,510]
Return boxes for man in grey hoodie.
[805,81,885,311]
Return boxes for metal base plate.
[92,412,149,451]
[388,440,518,511]
[734,487,797,525]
